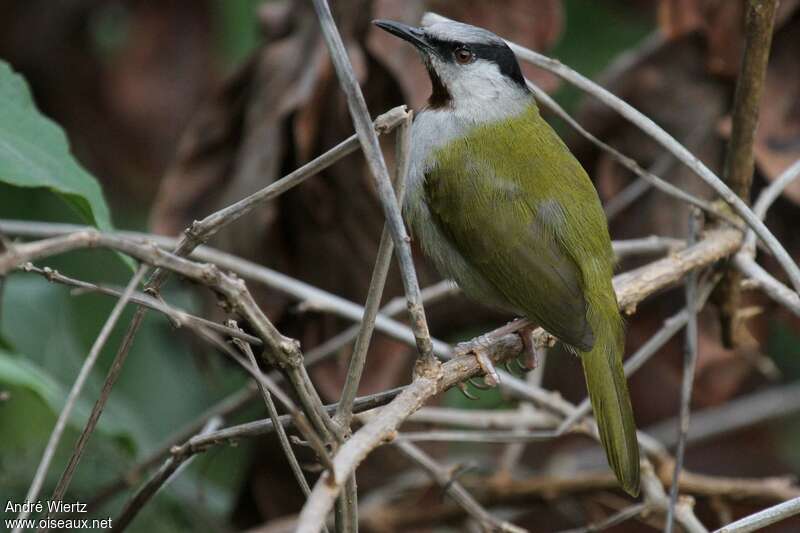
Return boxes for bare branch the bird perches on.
[295,228,742,532]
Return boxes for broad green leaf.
[0,349,133,443]
[0,60,113,231]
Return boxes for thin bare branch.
[335,111,414,429]
[735,255,800,316]
[529,81,735,225]
[640,461,708,533]
[716,0,779,346]
[168,105,408,257]
[744,158,800,253]
[604,124,710,221]
[18,263,260,345]
[393,439,527,532]
[312,0,436,370]
[14,264,147,531]
[557,503,648,533]
[114,417,223,532]
[715,496,800,533]
[648,381,800,449]
[82,385,257,515]
[666,209,702,533]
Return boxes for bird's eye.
[454,47,474,64]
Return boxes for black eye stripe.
[424,35,527,88]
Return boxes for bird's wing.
[425,111,610,350]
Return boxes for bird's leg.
[516,324,542,372]
[454,334,500,387]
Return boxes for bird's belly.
[405,190,515,314]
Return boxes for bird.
[373,17,640,496]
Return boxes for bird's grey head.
[374,19,529,109]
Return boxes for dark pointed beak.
[373,19,432,52]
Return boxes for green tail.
[580,310,640,496]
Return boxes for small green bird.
[374,19,640,495]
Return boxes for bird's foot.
[516,324,541,372]
[454,334,500,388]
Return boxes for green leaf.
[0,60,114,231]
[0,349,133,444]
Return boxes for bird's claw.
[468,377,492,390]
[516,348,538,372]
[455,335,500,387]
[474,345,500,387]
[454,334,500,388]
[457,381,479,400]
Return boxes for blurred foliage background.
[1,0,799,531]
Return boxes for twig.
[332,111,414,533]
[666,209,702,533]
[312,0,436,369]
[423,11,800,293]
[716,0,779,347]
[715,496,800,533]
[82,385,257,515]
[648,381,800,449]
[397,429,580,443]
[335,111,413,429]
[744,158,800,253]
[557,503,648,533]
[114,417,223,532]
[13,264,147,532]
[408,406,558,430]
[733,158,800,317]
[604,124,711,221]
[734,255,800,316]
[612,236,685,258]
[164,105,408,264]
[393,439,527,532]
[527,77,735,227]
[304,280,458,367]
[233,324,310,493]
[18,263,260,345]
[229,322,328,532]
[640,461,708,533]
[723,0,778,202]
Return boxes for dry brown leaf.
[715,15,800,205]
[658,0,743,76]
[658,0,800,77]
[752,15,800,203]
